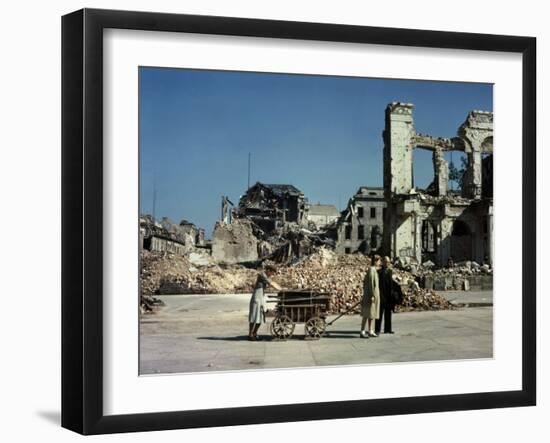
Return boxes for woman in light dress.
[248,264,281,341]
[360,255,382,338]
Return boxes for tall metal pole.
[247,152,251,190]
[152,181,157,223]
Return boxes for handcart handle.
[326,300,362,326]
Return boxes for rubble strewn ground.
[140,247,456,314]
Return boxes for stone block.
[212,220,259,264]
[423,275,434,290]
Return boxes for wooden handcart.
[268,289,331,340]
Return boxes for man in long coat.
[375,256,395,334]
[360,255,381,338]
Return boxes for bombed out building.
[382,102,493,267]
[234,182,308,231]
[212,182,342,264]
[306,204,340,229]
[140,215,206,256]
[335,187,386,254]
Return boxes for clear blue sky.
[139,67,492,237]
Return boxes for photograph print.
[138,67,494,375]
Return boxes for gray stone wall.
[211,220,259,264]
[384,103,415,195]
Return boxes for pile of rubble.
[273,247,370,313]
[396,258,492,291]
[392,269,454,312]
[140,247,454,314]
[274,248,452,313]
[140,250,257,296]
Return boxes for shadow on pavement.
[197,335,290,342]
[197,330,362,341]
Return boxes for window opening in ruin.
[413,148,434,191]
[481,153,493,198]
[370,207,376,218]
[358,225,364,240]
[422,220,436,253]
[357,206,364,218]
[345,247,351,254]
[447,151,467,192]
[370,225,381,250]
[450,219,473,262]
[452,219,471,236]
[345,225,352,240]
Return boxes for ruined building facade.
[382,103,493,266]
[336,187,386,254]
[140,215,206,256]
[306,204,340,229]
[235,182,308,232]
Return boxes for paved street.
[139,292,493,375]
[443,290,493,307]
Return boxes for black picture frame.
[61,8,536,435]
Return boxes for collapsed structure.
[140,215,206,256]
[212,182,337,264]
[382,102,493,267]
[235,182,308,230]
[306,204,340,229]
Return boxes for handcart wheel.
[270,315,295,340]
[304,317,326,340]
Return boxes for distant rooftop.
[254,183,303,197]
[357,186,384,196]
[308,204,339,216]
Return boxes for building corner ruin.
[382,102,494,267]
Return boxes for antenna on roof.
[247,152,251,190]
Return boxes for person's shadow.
[197,335,275,341]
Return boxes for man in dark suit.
[375,256,396,334]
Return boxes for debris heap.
[274,248,453,313]
[396,258,493,291]
[273,248,370,313]
[140,250,257,295]
[392,269,454,311]
[140,248,454,313]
